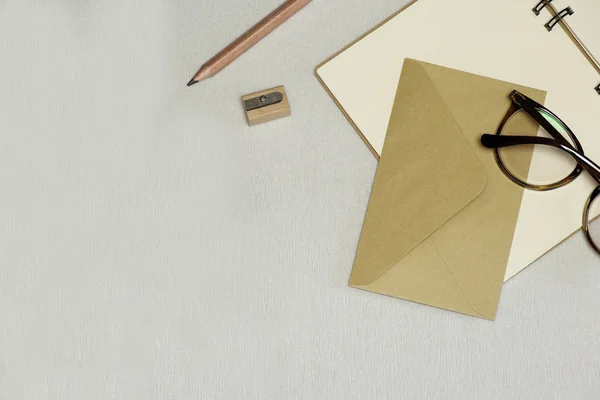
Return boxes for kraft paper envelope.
[349,59,546,320]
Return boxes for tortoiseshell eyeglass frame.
[481,90,600,254]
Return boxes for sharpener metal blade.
[244,92,283,111]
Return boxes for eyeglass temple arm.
[511,91,581,150]
[481,134,600,184]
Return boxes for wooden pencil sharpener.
[242,85,291,126]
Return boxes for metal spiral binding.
[532,0,554,16]
[545,7,574,32]
[533,2,600,95]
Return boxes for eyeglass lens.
[496,108,578,187]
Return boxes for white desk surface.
[1,1,599,399]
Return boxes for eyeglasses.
[481,90,600,254]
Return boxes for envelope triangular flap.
[349,59,487,287]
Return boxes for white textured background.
[1,1,600,399]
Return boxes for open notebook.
[315,0,600,280]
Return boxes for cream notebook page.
[316,0,600,280]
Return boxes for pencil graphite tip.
[187,79,198,87]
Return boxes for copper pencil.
[187,0,312,86]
